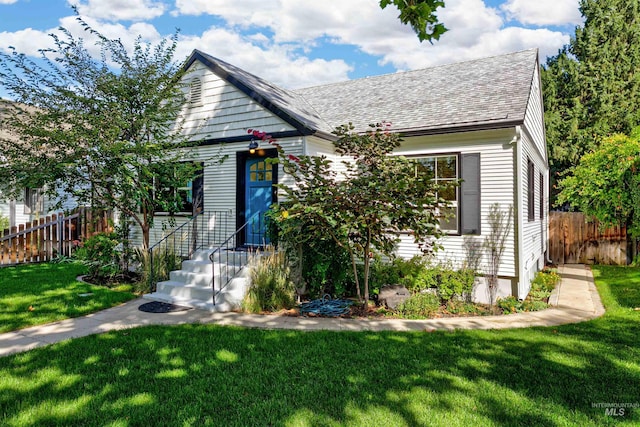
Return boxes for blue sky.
[0,0,583,94]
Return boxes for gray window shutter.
[461,153,481,235]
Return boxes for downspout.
[512,125,526,300]
[546,167,553,265]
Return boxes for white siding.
[516,62,549,298]
[180,62,295,141]
[305,135,334,157]
[523,65,547,163]
[393,129,518,278]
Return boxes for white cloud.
[0,15,162,62]
[0,28,55,56]
[0,0,19,5]
[68,0,166,22]
[177,27,353,89]
[170,0,571,76]
[438,0,504,47]
[330,0,570,71]
[501,0,582,26]
[173,0,412,44]
[57,15,162,52]
[0,12,351,90]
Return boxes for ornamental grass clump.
[243,250,296,313]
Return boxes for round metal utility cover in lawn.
[138,301,192,313]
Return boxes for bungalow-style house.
[144,48,549,308]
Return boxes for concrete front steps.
[143,249,252,312]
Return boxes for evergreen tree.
[542,0,640,202]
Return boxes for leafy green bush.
[243,250,296,313]
[497,296,522,314]
[523,268,562,304]
[370,257,475,303]
[532,269,561,292]
[528,282,552,301]
[369,257,402,291]
[302,240,354,298]
[75,232,122,281]
[267,208,354,299]
[434,267,475,302]
[521,300,549,312]
[0,214,8,232]
[370,255,435,293]
[497,293,550,314]
[396,293,441,318]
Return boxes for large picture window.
[415,154,459,233]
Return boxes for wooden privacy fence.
[0,208,112,266]
[549,211,627,265]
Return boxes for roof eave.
[397,119,525,137]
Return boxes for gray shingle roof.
[189,49,538,137]
[295,49,538,134]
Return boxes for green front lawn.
[0,265,638,426]
[0,262,137,333]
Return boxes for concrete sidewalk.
[0,264,605,358]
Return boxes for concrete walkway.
[0,264,605,358]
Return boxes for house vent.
[189,77,203,106]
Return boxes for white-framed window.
[415,154,459,233]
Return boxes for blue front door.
[245,158,273,246]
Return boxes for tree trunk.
[362,229,372,305]
[350,252,362,303]
[141,223,150,251]
[626,218,637,265]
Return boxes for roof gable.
[184,50,332,137]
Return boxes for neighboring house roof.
[186,48,539,137]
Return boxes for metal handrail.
[147,210,232,291]
[209,213,263,304]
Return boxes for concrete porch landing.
[0,264,605,358]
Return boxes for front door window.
[245,158,273,245]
